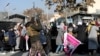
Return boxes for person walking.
[39,29,47,55]
[14,23,21,51]
[55,22,65,54]
[19,24,29,52]
[75,22,87,54]
[50,22,58,53]
[0,30,6,55]
[88,21,99,56]
[26,17,45,56]
[8,28,16,53]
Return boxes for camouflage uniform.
[25,18,45,56]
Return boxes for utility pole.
[45,0,50,26]
[33,2,37,21]
[5,3,10,19]
[33,2,35,8]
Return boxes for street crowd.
[0,17,100,56]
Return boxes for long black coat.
[8,30,16,47]
[76,25,87,43]
[0,31,4,48]
[75,25,88,53]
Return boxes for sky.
[0,0,82,15]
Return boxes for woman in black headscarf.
[76,22,88,54]
[0,30,5,53]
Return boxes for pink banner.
[64,33,82,56]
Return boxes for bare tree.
[23,8,44,20]
[44,0,95,13]
[23,7,52,23]
[85,0,95,7]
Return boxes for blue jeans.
[56,45,63,53]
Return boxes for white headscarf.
[77,21,82,25]
[14,23,21,30]
[57,22,64,28]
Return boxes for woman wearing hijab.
[76,22,87,54]
[55,22,65,54]
[88,21,99,56]
[8,28,16,53]
[0,30,6,55]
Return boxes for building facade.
[87,0,100,14]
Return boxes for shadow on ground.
[11,51,24,56]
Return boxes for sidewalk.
[0,51,100,56]
[49,52,65,56]
[0,51,28,56]
[49,52,100,56]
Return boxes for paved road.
[49,52,100,56]
[0,51,100,56]
[0,51,28,56]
